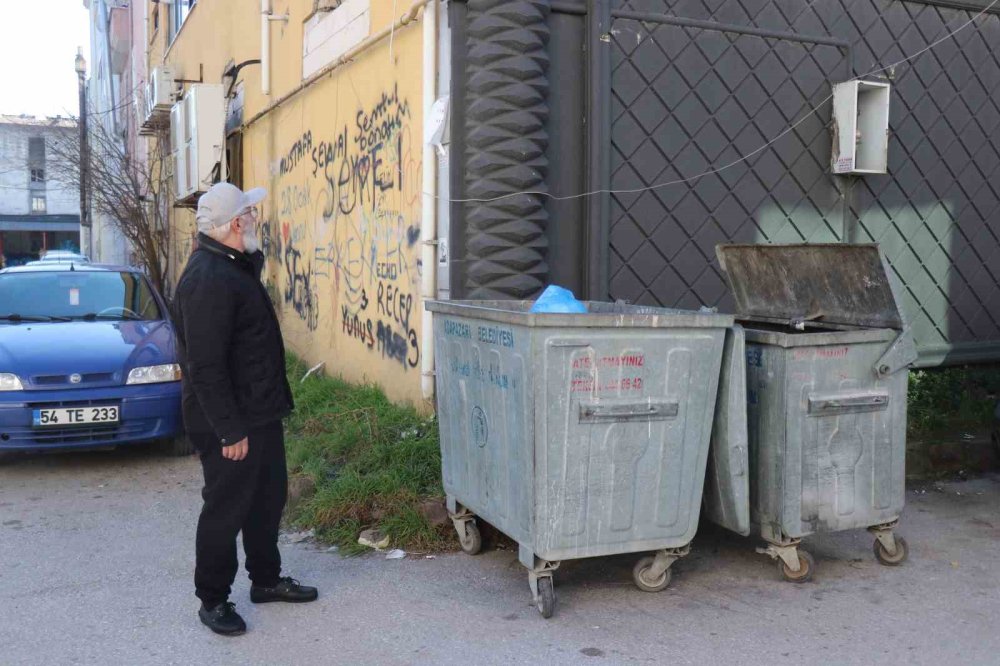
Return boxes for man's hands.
[222,437,249,461]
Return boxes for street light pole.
[75,47,90,258]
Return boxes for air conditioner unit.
[170,83,225,201]
[170,99,189,200]
[142,66,176,129]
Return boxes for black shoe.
[250,577,319,604]
[198,601,246,636]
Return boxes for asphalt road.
[1,447,998,665]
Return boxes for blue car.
[0,263,188,462]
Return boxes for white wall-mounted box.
[147,67,177,116]
[831,80,891,175]
[169,83,225,201]
[140,66,177,135]
[169,100,188,200]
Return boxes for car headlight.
[0,373,24,391]
[126,364,182,385]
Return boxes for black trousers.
[192,421,287,607]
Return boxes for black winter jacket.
[173,234,293,447]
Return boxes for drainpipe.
[261,0,271,95]
[420,0,438,403]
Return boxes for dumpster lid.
[715,243,905,330]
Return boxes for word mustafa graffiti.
[279,131,313,177]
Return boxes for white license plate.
[32,406,120,428]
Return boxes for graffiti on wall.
[268,83,422,371]
[283,239,319,332]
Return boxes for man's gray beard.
[243,227,260,254]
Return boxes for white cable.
[860,0,998,79]
[432,0,999,205]
[389,0,399,63]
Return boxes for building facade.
[131,0,999,409]
[151,0,442,407]
[83,0,135,267]
[0,116,81,267]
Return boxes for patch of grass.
[907,364,1000,438]
[283,355,454,553]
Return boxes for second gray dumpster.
[426,300,735,617]
[706,243,917,582]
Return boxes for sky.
[0,0,92,118]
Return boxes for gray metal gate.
[589,0,1000,366]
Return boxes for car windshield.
[39,256,87,263]
[0,271,162,321]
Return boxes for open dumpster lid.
[715,243,905,330]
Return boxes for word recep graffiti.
[339,280,418,369]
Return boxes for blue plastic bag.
[530,285,588,314]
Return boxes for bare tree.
[49,118,173,295]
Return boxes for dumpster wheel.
[873,535,908,566]
[632,556,673,592]
[779,550,815,583]
[536,576,556,618]
[457,520,483,556]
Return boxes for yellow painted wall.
[152,0,428,409]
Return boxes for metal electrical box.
[831,80,890,175]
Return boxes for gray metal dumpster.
[705,244,917,582]
[426,300,734,617]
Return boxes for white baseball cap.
[195,183,267,234]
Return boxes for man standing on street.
[174,182,318,636]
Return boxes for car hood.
[0,320,176,383]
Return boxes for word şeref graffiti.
[312,84,411,218]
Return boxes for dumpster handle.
[874,327,918,378]
[808,391,890,416]
[579,400,679,423]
